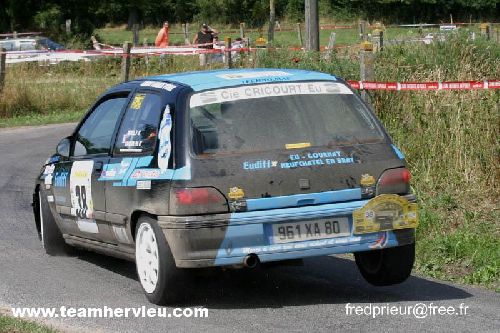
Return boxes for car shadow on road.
[78,252,473,309]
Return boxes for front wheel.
[355,242,415,286]
[135,216,188,305]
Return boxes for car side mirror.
[56,137,71,158]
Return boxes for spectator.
[155,21,169,48]
[228,37,247,63]
[193,24,218,65]
[193,23,218,48]
[212,34,224,63]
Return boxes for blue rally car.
[33,69,418,304]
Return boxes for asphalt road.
[0,123,498,333]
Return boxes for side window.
[114,93,164,154]
[73,97,128,157]
[0,41,14,51]
[20,41,35,51]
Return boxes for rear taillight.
[169,187,228,215]
[376,168,411,195]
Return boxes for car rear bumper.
[158,195,416,268]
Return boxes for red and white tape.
[347,80,500,90]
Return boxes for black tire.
[355,242,415,286]
[38,189,73,256]
[135,216,188,305]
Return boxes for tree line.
[0,0,498,37]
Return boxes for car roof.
[126,68,339,92]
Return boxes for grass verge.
[0,110,82,128]
[0,315,56,333]
[372,35,499,290]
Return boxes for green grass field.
[0,31,498,290]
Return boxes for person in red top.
[155,21,169,47]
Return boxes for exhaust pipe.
[243,254,259,268]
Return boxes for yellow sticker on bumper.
[352,194,418,235]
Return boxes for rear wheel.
[38,190,73,256]
[355,243,415,286]
[135,216,187,305]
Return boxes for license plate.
[352,194,418,234]
[271,217,350,244]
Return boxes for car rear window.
[189,81,385,155]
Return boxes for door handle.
[94,161,103,173]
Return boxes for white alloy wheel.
[136,222,160,294]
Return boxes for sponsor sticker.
[70,161,98,234]
[131,94,146,110]
[101,170,116,178]
[285,142,311,149]
[190,81,353,107]
[353,194,418,235]
[136,180,152,190]
[361,174,375,186]
[228,187,245,200]
[158,105,172,173]
[360,173,376,198]
[131,169,160,179]
[44,174,53,185]
[43,164,55,175]
[243,150,355,171]
[140,81,177,91]
[217,71,292,80]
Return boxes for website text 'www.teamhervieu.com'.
[345,303,469,319]
[10,306,208,319]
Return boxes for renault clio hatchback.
[33,69,418,305]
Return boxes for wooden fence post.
[143,38,149,69]
[0,48,6,94]
[359,44,374,104]
[373,30,384,52]
[296,23,303,48]
[183,23,190,45]
[486,24,493,41]
[245,37,251,55]
[65,19,71,34]
[121,42,132,82]
[132,24,139,46]
[225,37,232,69]
[359,21,367,41]
[240,22,245,39]
[324,32,336,60]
